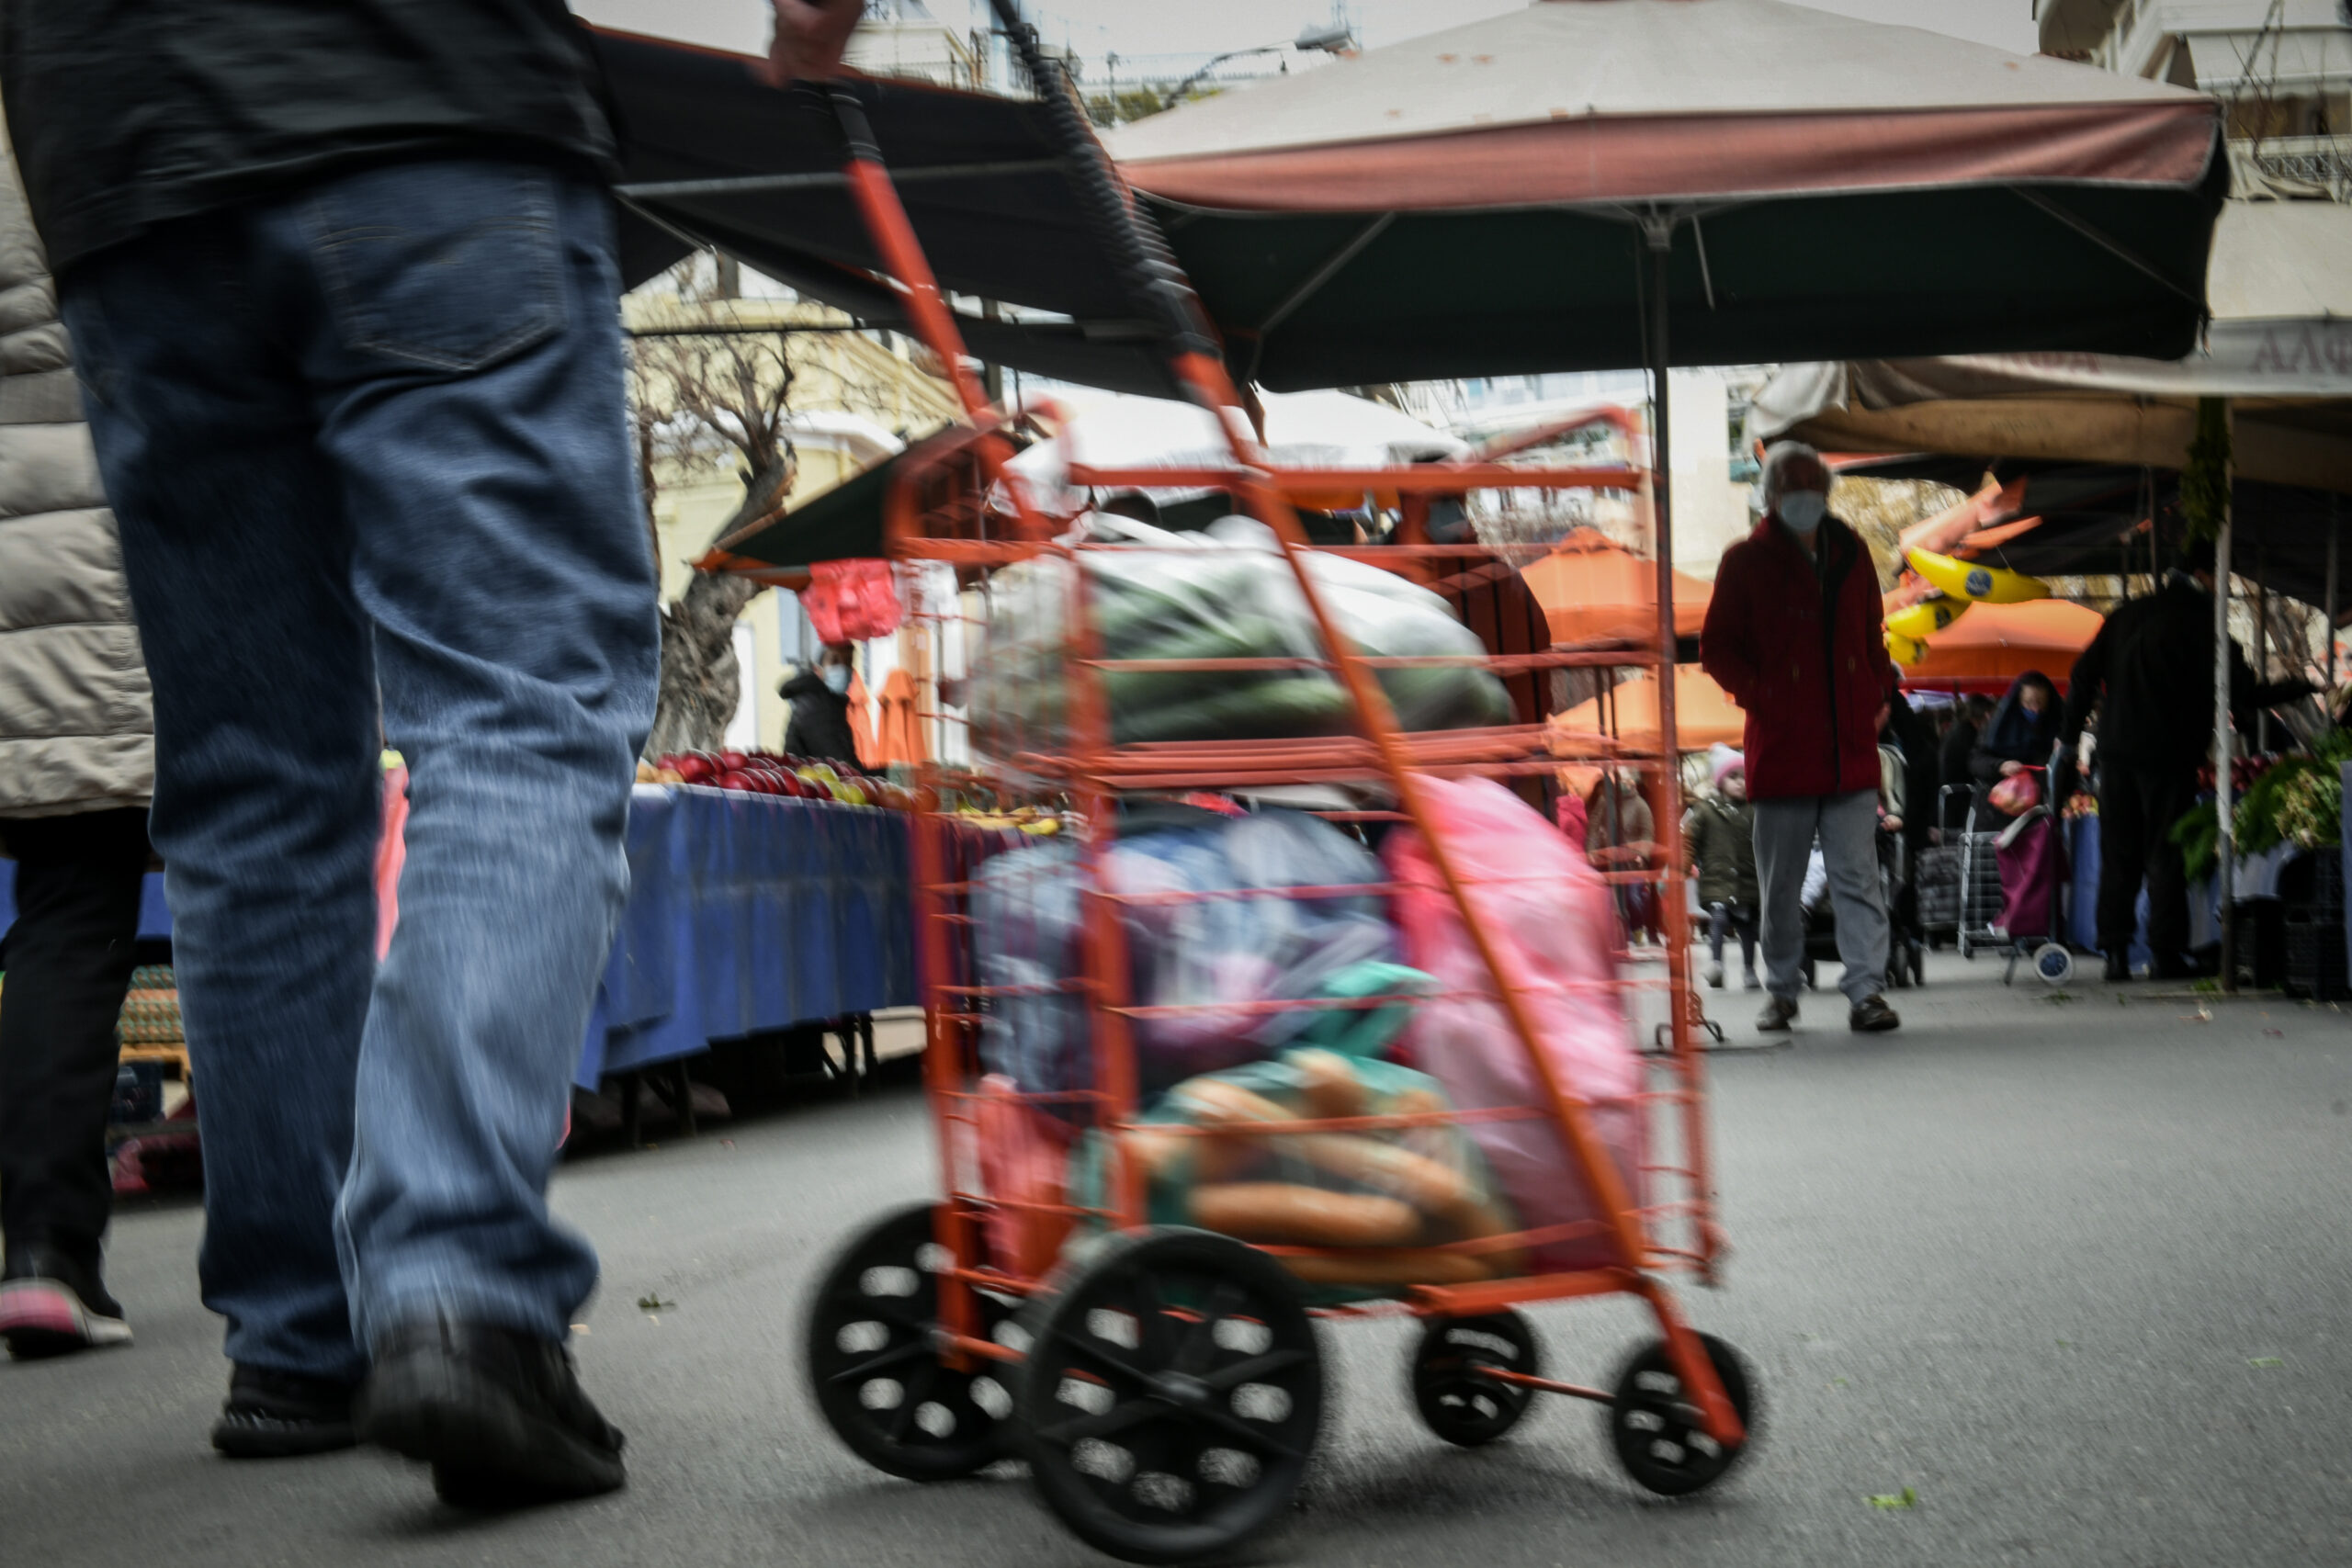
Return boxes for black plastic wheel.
[1606,1331,1758,1497]
[1016,1228,1322,1565]
[805,1201,1016,1482]
[1410,1312,1540,1447]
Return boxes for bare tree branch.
[629,254,802,756]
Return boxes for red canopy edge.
[1123,102,2219,213]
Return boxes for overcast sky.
[574,0,2041,68]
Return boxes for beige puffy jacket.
[0,135,152,819]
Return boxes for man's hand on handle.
[764,0,861,86]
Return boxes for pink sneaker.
[0,1248,132,1359]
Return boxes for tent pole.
[2215,409,2236,995]
[2256,541,2269,755]
[2327,501,2339,696]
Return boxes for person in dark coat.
[1969,671,2063,825]
[1701,441,1900,1036]
[1939,695,1991,831]
[782,643,861,764]
[2061,540,2314,982]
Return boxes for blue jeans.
[62,159,659,1381]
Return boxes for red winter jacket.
[1700,513,1894,802]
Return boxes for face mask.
[822,664,852,695]
[1778,491,1826,534]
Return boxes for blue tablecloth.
[4,786,917,1089]
[577,785,914,1087]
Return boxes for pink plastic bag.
[1384,775,1644,1273]
[974,1076,1075,1278]
[803,558,903,643]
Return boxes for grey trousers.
[1754,790,1888,1005]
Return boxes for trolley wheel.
[1016,1228,1321,1565]
[2034,943,2075,987]
[1410,1311,1540,1448]
[805,1201,1015,1483]
[1606,1331,1758,1498]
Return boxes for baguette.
[1283,1134,1473,1215]
[1190,1183,1421,1247]
[1122,1124,1257,1187]
[1285,1048,1368,1121]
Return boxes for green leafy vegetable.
[1868,1487,1919,1510]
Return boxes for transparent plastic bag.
[1383,773,1645,1273]
[1078,1048,1524,1295]
[971,808,1407,1100]
[966,514,1509,757]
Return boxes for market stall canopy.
[1548,666,1745,756]
[1899,598,2104,694]
[1110,0,2227,388]
[1006,389,1468,513]
[592,6,2226,398]
[1754,201,2352,493]
[1518,536,1713,647]
[590,26,1185,398]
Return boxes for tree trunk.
[644,457,791,759]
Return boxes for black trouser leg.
[0,810,151,1262]
[2141,769,2195,969]
[2096,774,2148,957]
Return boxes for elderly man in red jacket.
[1701,444,1901,1035]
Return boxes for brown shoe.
[1849,995,1901,1032]
[1756,995,1799,1032]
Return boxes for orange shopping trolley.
[680,11,1758,1561]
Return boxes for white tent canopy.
[1750,200,2352,492]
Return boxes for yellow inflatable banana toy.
[1884,629,1927,666]
[1883,596,1971,641]
[1905,548,2048,605]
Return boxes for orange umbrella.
[1903,599,2102,693]
[1547,665,1746,756]
[1519,536,1713,647]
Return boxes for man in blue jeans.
[0,2,684,1506]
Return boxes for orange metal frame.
[816,85,1738,1447]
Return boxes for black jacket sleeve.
[2062,620,2112,747]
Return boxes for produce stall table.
[579,784,914,1089]
[4,786,921,1095]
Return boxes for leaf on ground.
[2055,1338,2074,1348]
[636,1293,672,1312]
[1868,1487,1919,1510]
[2249,1357,2284,1368]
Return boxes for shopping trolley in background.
[1935,782,2008,957]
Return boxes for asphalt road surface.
[7,953,2349,1568]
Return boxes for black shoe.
[2103,952,2132,983]
[0,1243,130,1359]
[1849,994,1902,1032]
[212,1364,359,1457]
[357,1316,625,1507]
[1756,995,1799,1032]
